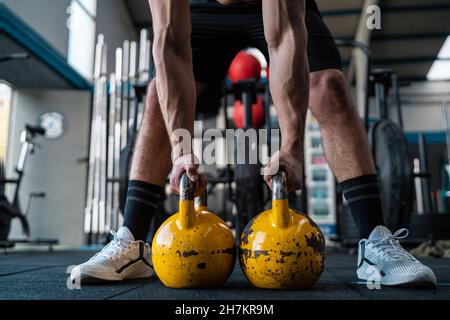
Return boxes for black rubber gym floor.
[0,249,449,300]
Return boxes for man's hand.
[169,154,207,196]
[263,148,303,192]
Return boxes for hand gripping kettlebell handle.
[271,170,290,228]
[272,171,288,200]
[180,173,195,201]
[179,173,196,230]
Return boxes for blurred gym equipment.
[333,40,450,246]
[228,51,262,83]
[401,103,450,245]
[0,124,57,249]
[230,79,266,239]
[232,96,265,129]
[0,52,29,63]
[84,31,152,243]
[440,102,450,212]
[368,68,413,231]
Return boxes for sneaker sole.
[357,261,436,288]
[70,261,153,283]
[387,272,437,288]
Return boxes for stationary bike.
[0,124,58,248]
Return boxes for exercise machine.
[231,79,266,238]
[84,31,163,244]
[0,124,58,249]
[368,68,413,231]
[440,102,450,212]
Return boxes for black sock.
[339,174,385,239]
[123,180,164,241]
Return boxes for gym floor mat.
[0,250,448,300]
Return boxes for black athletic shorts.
[190,2,342,112]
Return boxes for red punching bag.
[228,51,262,83]
[233,97,265,129]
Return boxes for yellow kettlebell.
[152,174,236,288]
[239,171,325,289]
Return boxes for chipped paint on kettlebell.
[152,202,236,288]
[239,201,325,290]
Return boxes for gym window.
[67,0,97,80]
[0,83,12,164]
[427,35,450,81]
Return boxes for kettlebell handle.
[195,189,207,208]
[179,173,196,230]
[180,173,195,201]
[271,170,290,228]
[272,171,288,200]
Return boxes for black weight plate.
[235,163,264,234]
[370,120,412,231]
[0,160,5,196]
[0,214,11,241]
[233,133,264,237]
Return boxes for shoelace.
[368,228,417,261]
[89,230,134,260]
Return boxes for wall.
[361,80,450,131]
[1,0,140,74]
[1,0,71,57]
[7,89,91,244]
[2,0,140,244]
[400,81,450,132]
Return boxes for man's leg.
[71,1,237,283]
[309,69,384,239]
[121,80,170,241]
[250,6,384,238]
[309,69,436,287]
[309,70,374,181]
[294,7,434,287]
[70,80,205,283]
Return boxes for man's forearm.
[263,0,309,154]
[150,0,196,154]
[270,46,309,153]
[154,45,196,149]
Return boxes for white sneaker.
[357,226,436,287]
[70,227,153,282]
